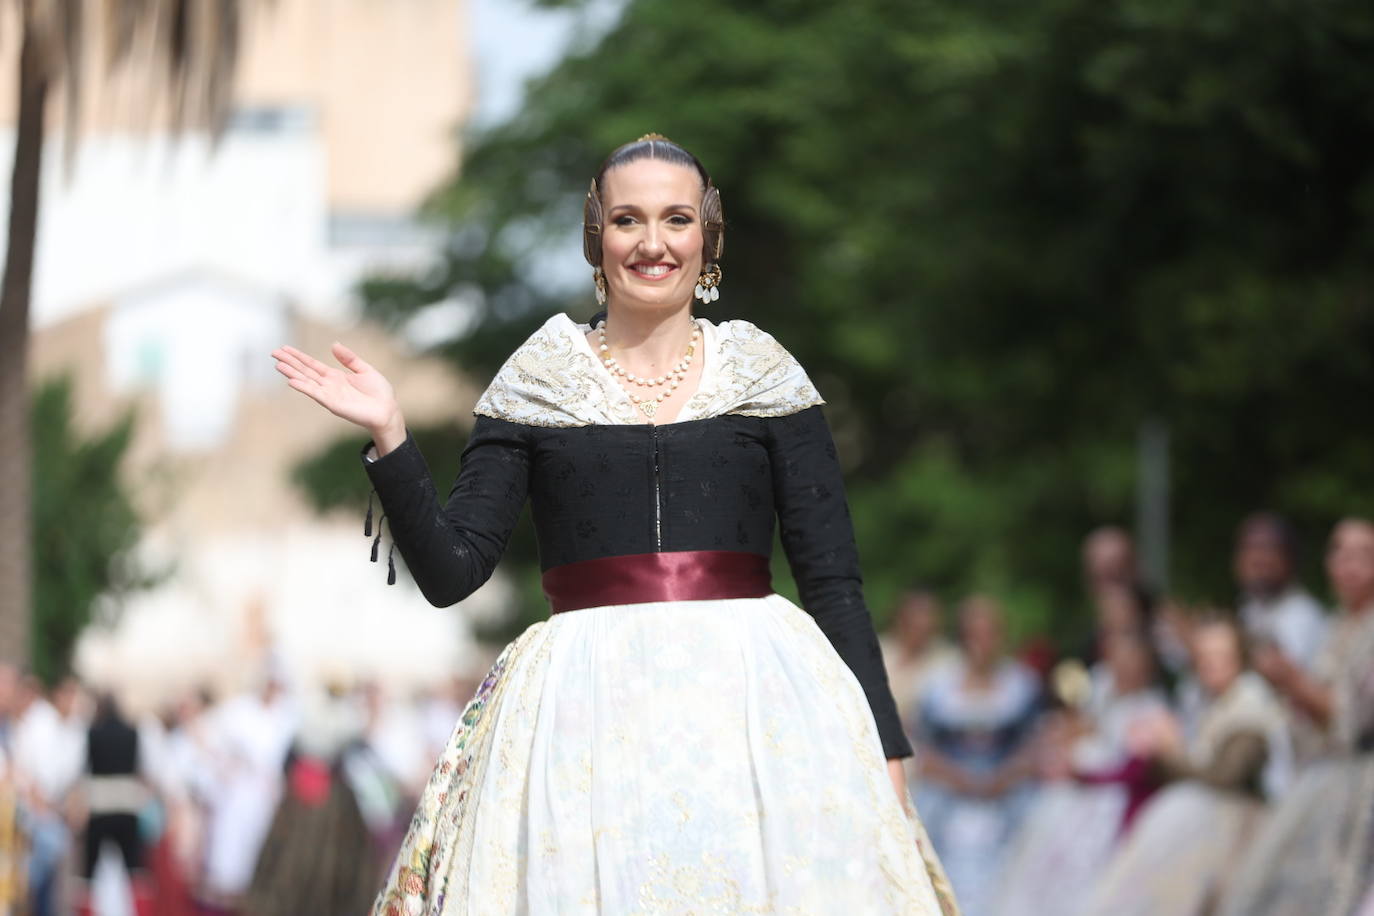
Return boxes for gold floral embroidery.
[681,319,825,420]
[472,313,824,428]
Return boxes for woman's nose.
[638,226,666,257]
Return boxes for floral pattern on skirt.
[372,596,956,915]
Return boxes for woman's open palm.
[272,342,399,434]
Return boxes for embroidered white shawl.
[472,313,824,427]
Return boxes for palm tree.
[0,0,252,667]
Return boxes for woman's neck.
[601,301,696,375]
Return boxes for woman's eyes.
[612,214,694,227]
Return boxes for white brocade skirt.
[371,594,957,915]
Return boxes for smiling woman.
[272,135,959,915]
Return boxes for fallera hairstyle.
[582,134,724,269]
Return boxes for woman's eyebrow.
[607,203,699,216]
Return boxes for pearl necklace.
[598,319,700,420]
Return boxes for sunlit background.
[1,0,1371,913]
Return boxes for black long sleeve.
[362,417,531,607]
[767,406,913,759]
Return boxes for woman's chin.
[610,288,693,312]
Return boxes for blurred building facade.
[0,0,500,708]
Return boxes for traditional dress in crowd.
[12,694,85,916]
[149,708,213,916]
[1080,671,1285,916]
[365,314,957,914]
[0,752,24,916]
[80,700,152,911]
[1219,606,1374,916]
[243,688,376,916]
[912,654,1039,916]
[198,688,296,909]
[992,668,1168,916]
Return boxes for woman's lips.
[627,263,677,281]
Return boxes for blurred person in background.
[242,682,375,916]
[197,669,296,915]
[0,665,23,916]
[1234,511,1327,671]
[993,629,1169,916]
[12,674,86,916]
[1082,526,1142,597]
[1081,613,1286,916]
[1078,530,1157,662]
[1078,528,1192,679]
[151,690,215,916]
[882,589,957,742]
[357,681,428,801]
[328,683,409,874]
[274,135,955,913]
[0,665,18,752]
[1219,517,1374,916]
[417,674,477,768]
[1078,627,1171,820]
[76,692,153,915]
[914,595,1040,916]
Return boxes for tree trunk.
[0,14,49,667]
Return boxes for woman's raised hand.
[272,342,406,453]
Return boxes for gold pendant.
[638,400,658,419]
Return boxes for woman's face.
[1192,623,1243,697]
[1327,520,1374,612]
[960,600,1003,669]
[599,159,706,313]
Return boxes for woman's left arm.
[766,406,913,763]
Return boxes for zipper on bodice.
[651,425,662,551]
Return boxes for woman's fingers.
[331,341,373,375]
[272,351,322,384]
[277,356,325,391]
[274,343,391,429]
[276,345,333,381]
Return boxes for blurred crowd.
[882,513,1374,916]
[0,511,1369,916]
[0,654,481,916]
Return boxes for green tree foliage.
[329,0,1374,643]
[30,377,146,683]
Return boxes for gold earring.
[694,263,722,303]
[593,266,607,305]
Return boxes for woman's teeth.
[634,264,673,277]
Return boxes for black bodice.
[532,415,779,565]
[363,405,911,758]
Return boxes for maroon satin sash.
[542,550,774,614]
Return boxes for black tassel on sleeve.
[370,514,386,563]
